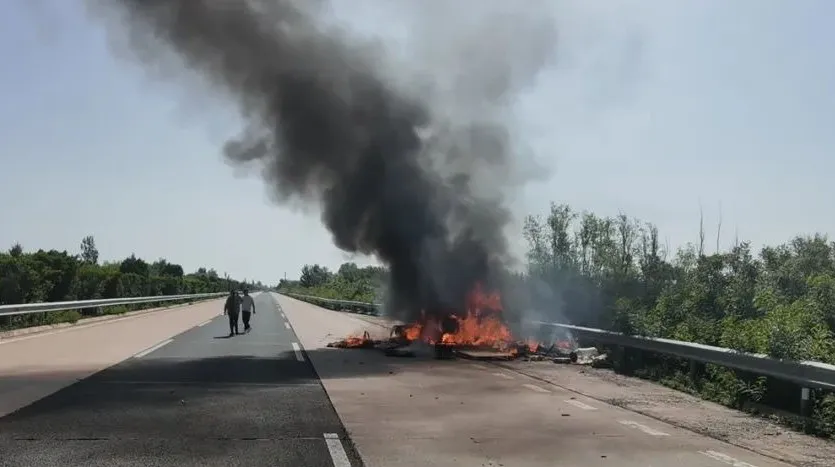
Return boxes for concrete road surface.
[0,293,362,466]
[277,293,800,467]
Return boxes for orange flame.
[337,331,374,348]
[333,283,575,355]
[397,282,514,350]
[525,338,539,353]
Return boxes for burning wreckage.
[327,283,608,366]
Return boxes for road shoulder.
[501,361,835,467]
[278,294,834,467]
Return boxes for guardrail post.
[689,359,700,386]
[801,387,813,433]
[613,345,631,375]
[633,347,643,373]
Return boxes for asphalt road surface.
[0,293,363,467]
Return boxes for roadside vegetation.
[280,202,835,437]
[519,203,835,437]
[278,262,385,304]
[0,235,255,331]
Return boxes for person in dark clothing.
[224,290,241,336]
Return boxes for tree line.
[519,203,835,362]
[277,262,386,304]
[279,202,835,437]
[0,235,256,331]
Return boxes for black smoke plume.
[87,0,555,322]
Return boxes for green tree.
[0,240,246,331]
[120,254,150,277]
[80,235,99,265]
[280,262,385,304]
[299,264,331,288]
[8,242,23,257]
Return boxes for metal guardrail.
[281,292,835,392]
[0,292,227,317]
[283,293,382,314]
[534,322,835,392]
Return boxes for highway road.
[0,292,831,466]
[0,293,362,466]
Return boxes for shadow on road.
[0,345,445,428]
[0,346,400,465]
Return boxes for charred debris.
[327,325,610,367]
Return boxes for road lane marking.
[197,319,212,327]
[291,342,305,362]
[564,399,597,410]
[323,433,351,467]
[618,420,669,436]
[522,383,551,393]
[699,451,757,467]
[284,322,291,330]
[98,380,321,387]
[280,313,286,319]
[133,338,173,359]
[492,372,514,380]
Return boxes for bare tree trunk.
[698,203,705,257]
[716,201,723,254]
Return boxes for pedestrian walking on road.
[241,288,256,332]
[224,290,241,337]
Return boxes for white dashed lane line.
[564,399,597,410]
[133,338,173,359]
[323,433,351,467]
[618,420,670,436]
[492,372,515,380]
[291,342,305,362]
[699,450,758,467]
[522,383,551,393]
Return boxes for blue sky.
[1,0,833,284]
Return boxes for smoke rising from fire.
[87,0,556,321]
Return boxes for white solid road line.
[323,433,351,467]
[197,319,212,327]
[291,342,305,362]
[618,420,670,436]
[284,322,291,330]
[133,338,173,359]
[492,372,515,380]
[522,383,551,393]
[699,450,758,467]
[564,399,597,410]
